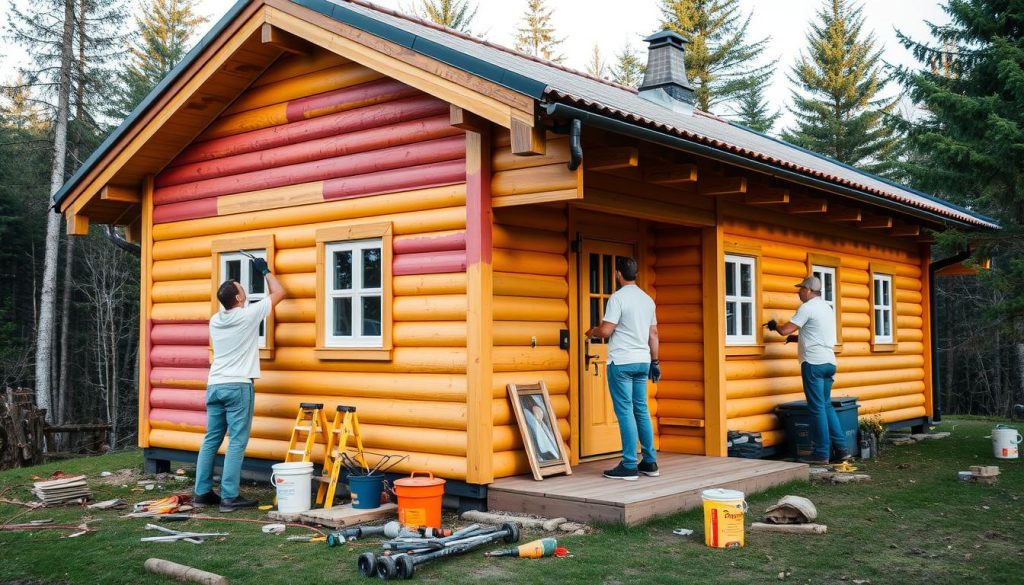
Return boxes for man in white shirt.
[585,257,660,481]
[767,276,851,464]
[194,256,285,512]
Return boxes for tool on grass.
[327,521,451,546]
[484,537,557,558]
[363,523,521,580]
[141,523,228,544]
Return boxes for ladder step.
[287,449,307,455]
[312,476,332,483]
[300,402,324,409]
[293,426,314,432]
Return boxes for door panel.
[579,239,635,458]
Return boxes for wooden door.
[578,239,636,458]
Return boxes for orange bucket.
[393,471,445,529]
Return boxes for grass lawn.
[1,417,1022,584]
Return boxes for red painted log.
[393,250,468,275]
[286,78,419,122]
[150,388,207,411]
[150,345,210,368]
[150,408,207,428]
[150,367,210,386]
[393,232,466,255]
[154,135,465,205]
[157,116,461,187]
[322,159,466,201]
[150,323,209,346]
[153,198,218,224]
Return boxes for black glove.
[648,360,661,383]
[251,257,271,276]
[785,334,799,344]
[765,319,778,332]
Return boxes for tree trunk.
[57,235,75,426]
[35,0,75,425]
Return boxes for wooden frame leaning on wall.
[507,381,573,481]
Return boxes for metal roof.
[54,0,998,229]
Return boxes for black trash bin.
[776,397,859,459]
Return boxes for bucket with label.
[271,461,313,514]
[702,488,746,548]
[992,425,1022,459]
[393,471,445,529]
[348,474,386,509]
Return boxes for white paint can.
[992,425,1022,460]
[271,461,313,513]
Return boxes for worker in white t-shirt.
[585,257,660,481]
[194,256,285,512]
[766,276,851,465]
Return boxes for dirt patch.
[95,468,143,486]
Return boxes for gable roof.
[54,0,998,230]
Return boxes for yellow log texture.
[656,304,702,323]
[656,286,701,305]
[151,280,210,303]
[492,395,570,426]
[725,354,924,381]
[256,371,466,401]
[656,380,704,400]
[726,368,925,400]
[726,414,777,433]
[224,63,384,115]
[394,273,466,296]
[254,393,466,428]
[493,206,567,232]
[654,248,700,267]
[492,272,568,298]
[152,258,211,282]
[658,435,704,454]
[151,302,209,322]
[491,371,569,398]
[394,294,467,321]
[493,249,567,276]
[491,164,578,196]
[492,225,567,254]
[493,296,568,321]
[660,342,704,361]
[656,398,704,418]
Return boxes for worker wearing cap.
[765,276,851,464]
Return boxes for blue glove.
[765,319,778,332]
[251,257,271,276]
[648,360,661,383]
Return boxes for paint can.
[270,461,313,514]
[348,475,386,509]
[992,425,1022,460]
[393,471,445,529]
[702,488,746,548]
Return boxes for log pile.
[0,387,46,470]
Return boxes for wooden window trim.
[315,222,393,360]
[869,262,898,351]
[210,235,276,360]
[723,241,763,350]
[807,252,844,353]
[725,344,765,358]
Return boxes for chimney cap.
[643,30,688,47]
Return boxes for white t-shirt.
[789,296,837,365]
[602,284,657,365]
[207,298,272,385]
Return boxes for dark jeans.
[800,362,846,459]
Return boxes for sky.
[1,0,950,129]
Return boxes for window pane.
[741,302,752,336]
[362,248,382,288]
[603,255,613,294]
[824,274,833,301]
[740,262,752,297]
[883,311,891,336]
[874,279,881,305]
[333,297,352,336]
[589,254,600,294]
[725,262,736,296]
[362,296,381,336]
[334,250,352,290]
[726,301,736,336]
[874,309,882,335]
[883,281,890,306]
[249,265,265,294]
[226,259,241,283]
[590,298,600,329]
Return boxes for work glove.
[251,257,271,276]
[785,334,798,344]
[648,360,661,383]
[765,319,778,332]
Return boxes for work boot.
[602,463,639,481]
[193,491,221,507]
[218,496,259,513]
[830,449,853,463]
[637,460,660,477]
[796,456,829,465]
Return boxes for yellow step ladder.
[316,405,368,509]
[285,402,331,464]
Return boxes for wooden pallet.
[267,502,397,528]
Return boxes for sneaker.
[193,491,221,507]
[830,450,853,464]
[602,463,639,481]
[796,456,830,465]
[218,496,259,513]
[637,461,660,477]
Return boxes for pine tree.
[782,0,900,174]
[513,0,564,63]
[734,80,780,134]
[413,0,477,34]
[610,42,645,88]
[658,0,774,114]
[585,44,607,79]
[109,0,207,120]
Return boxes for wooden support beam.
[744,188,790,205]
[450,105,487,132]
[99,184,140,204]
[261,23,310,55]
[890,222,921,237]
[510,115,545,155]
[586,146,639,171]
[698,175,746,196]
[860,214,893,229]
[581,188,715,226]
[645,162,698,185]
[827,206,862,223]
[126,219,142,244]
[66,212,89,236]
[788,198,828,214]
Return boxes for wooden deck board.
[487,454,808,525]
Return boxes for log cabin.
[53,0,996,501]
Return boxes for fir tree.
[585,44,607,79]
[109,0,207,120]
[782,0,900,174]
[413,0,477,34]
[513,0,564,63]
[734,80,780,134]
[610,42,645,88]
[658,0,774,114]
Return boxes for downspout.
[928,248,972,422]
[567,118,582,171]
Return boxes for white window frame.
[220,249,268,348]
[324,238,384,348]
[872,273,894,344]
[811,265,837,310]
[725,254,757,345]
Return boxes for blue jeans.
[801,362,846,460]
[607,362,656,469]
[194,382,254,500]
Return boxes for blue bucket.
[348,475,385,509]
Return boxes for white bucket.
[992,426,1022,460]
[271,461,313,513]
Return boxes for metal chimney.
[638,30,696,114]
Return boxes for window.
[220,250,269,347]
[811,265,836,310]
[324,239,383,348]
[725,254,757,345]
[872,274,894,344]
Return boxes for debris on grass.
[31,474,91,505]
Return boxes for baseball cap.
[795,276,822,292]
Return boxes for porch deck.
[487,454,808,525]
